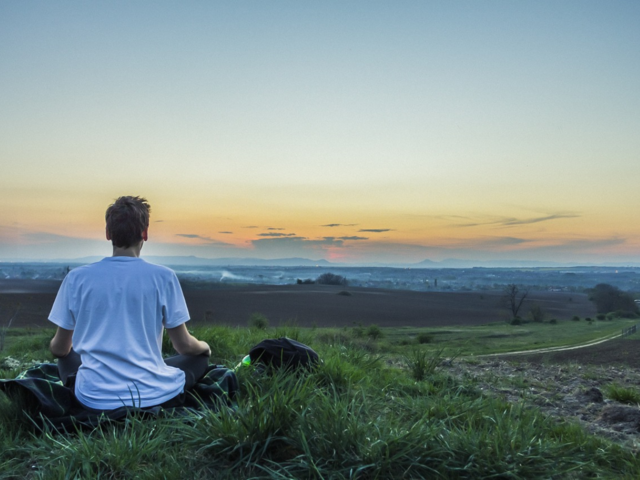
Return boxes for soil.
[1,282,596,330]
[442,338,640,451]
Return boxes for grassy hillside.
[1,323,639,478]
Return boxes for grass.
[382,318,637,356]
[1,324,639,478]
[605,383,640,405]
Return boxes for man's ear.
[142,229,148,241]
[106,227,111,241]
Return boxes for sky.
[1,1,639,266]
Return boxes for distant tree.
[588,284,638,314]
[316,272,348,286]
[502,284,529,318]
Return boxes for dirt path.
[480,331,624,357]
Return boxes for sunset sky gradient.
[1,1,639,265]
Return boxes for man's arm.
[167,324,211,356]
[50,327,73,358]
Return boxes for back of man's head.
[105,196,151,248]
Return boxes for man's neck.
[112,241,143,258]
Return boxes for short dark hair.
[105,196,151,248]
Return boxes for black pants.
[57,349,210,407]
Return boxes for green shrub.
[571,316,581,321]
[248,312,269,330]
[316,272,348,286]
[366,324,383,340]
[416,332,434,344]
[510,317,523,325]
[596,314,606,321]
[351,324,365,338]
[549,319,558,325]
[605,384,640,404]
[404,347,444,381]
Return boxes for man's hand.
[167,323,211,356]
[50,327,73,358]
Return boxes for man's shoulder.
[138,259,176,275]
[64,261,102,277]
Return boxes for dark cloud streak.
[175,233,231,246]
[454,214,580,228]
[256,232,296,237]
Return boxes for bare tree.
[503,284,528,318]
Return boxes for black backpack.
[249,338,319,371]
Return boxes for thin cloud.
[218,231,233,234]
[154,220,164,223]
[252,236,344,249]
[321,223,358,227]
[462,236,532,248]
[267,227,285,231]
[501,214,580,226]
[454,214,580,228]
[359,228,393,233]
[256,232,297,237]
[176,234,231,246]
[544,237,626,250]
[338,236,369,241]
[242,226,259,229]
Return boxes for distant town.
[1,261,639,294]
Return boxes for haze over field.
[1,1,639,265]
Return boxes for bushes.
[248,313,269,330]
[588,284,638,314]
[365,324,383,340]
[612,310,639,319]
[316,273,348,286]
[417,332,434,344]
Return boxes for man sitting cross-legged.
[48,195,211,410]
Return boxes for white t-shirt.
[48,257,190,410]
